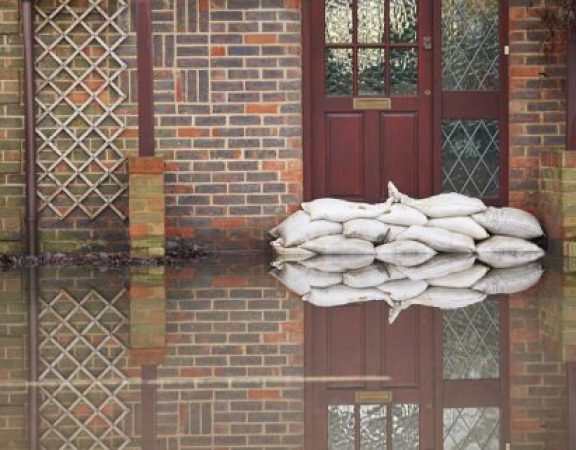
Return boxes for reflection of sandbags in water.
[472,207,544,239]
[270,238,316,259]
[388,182,486,218]
[270,210,342,246]
[397,226,475,253]
[301,235,375,255]
[476,236,544,268]
[303,286,387,307]
[375,241,437,267]
[300,255,375,272]
[473,262,544,294]
[343,219,390,243]
[399,254,475,280]
[428,264,489,288]
[406,287,487,308]
[343,264,390,288]
[302,198,391,222]
[386,225,408,242]
[427,216,489,240]
[378,279,428,301]
[377,204,428,227]
[270,263,344,295]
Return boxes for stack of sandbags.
[270,255,544,324]
[269,182,545,269]
[268,182,546,322]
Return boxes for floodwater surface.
[0,256,573,449]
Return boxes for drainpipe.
[136,0,155,157]
[568,23,576,150]
[22,0,38,256]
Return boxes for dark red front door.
[308,0,433,201]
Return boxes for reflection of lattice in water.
[38,288,130,449]
[34,0,128,220]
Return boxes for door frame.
[302,0,509,205]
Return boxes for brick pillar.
[128,267,166,366]
[128,157,166,258]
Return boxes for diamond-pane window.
[442,119,499,198]
[442,0,499,90]
[443,407,500,449]
[443,301,500,380]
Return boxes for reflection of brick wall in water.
[160,262,304,449]
[508,270,568,449]
[1,263,304,449]
[0,271,27,449]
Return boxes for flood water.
[0,256,573,449]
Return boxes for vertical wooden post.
[567,24,576,150]
[136,0,155,157]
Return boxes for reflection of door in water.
[308,0,433,201]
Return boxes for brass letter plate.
[355,391,393,403]
[353,97,392,110]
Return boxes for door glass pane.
[359,48,386,96]
[358,0,385,43]
[442,0,499,90]
[443,301,500,379]
[328,405,355,450]
[442,119,499,198]
[392,404,419,449]
[390,0,417,42]
[325,0,353,43]
[326,48,354,95]
[360,404,387,449]
[390,48,417,95]
[443,408,500,449]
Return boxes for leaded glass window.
[443,407,500,449]
[324,0,418,96]
[442,120,500,198]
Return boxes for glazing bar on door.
[353,97,392,110]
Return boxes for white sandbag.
[270,238,316,258]
[472,207,544,239]
[404,287,487,309]
[377,204,428,227]
[397,226,475,253]
[476,236,544,268]
[388,182,486,217]
[427,216,489,240]
[378,279,428,301]
[343,219,390,243]
[271,210,342,247]
[301,235,375,255]
[343,264,390,288]
[428,264,489,288]
[473,262,544,294]
[375,241,437,267]
[386,225,408,242]
[303,286,387,307]
[300,255,375,272]
[385,264,409,280]
[399,254,475,280]
[302,198,390,222]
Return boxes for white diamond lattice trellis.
[38,288,130,449]
[34,0,128,220]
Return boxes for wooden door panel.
[381,305,420,388]
[326,305,367,388]
[326,113,365,198]
[380,112,419,198]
